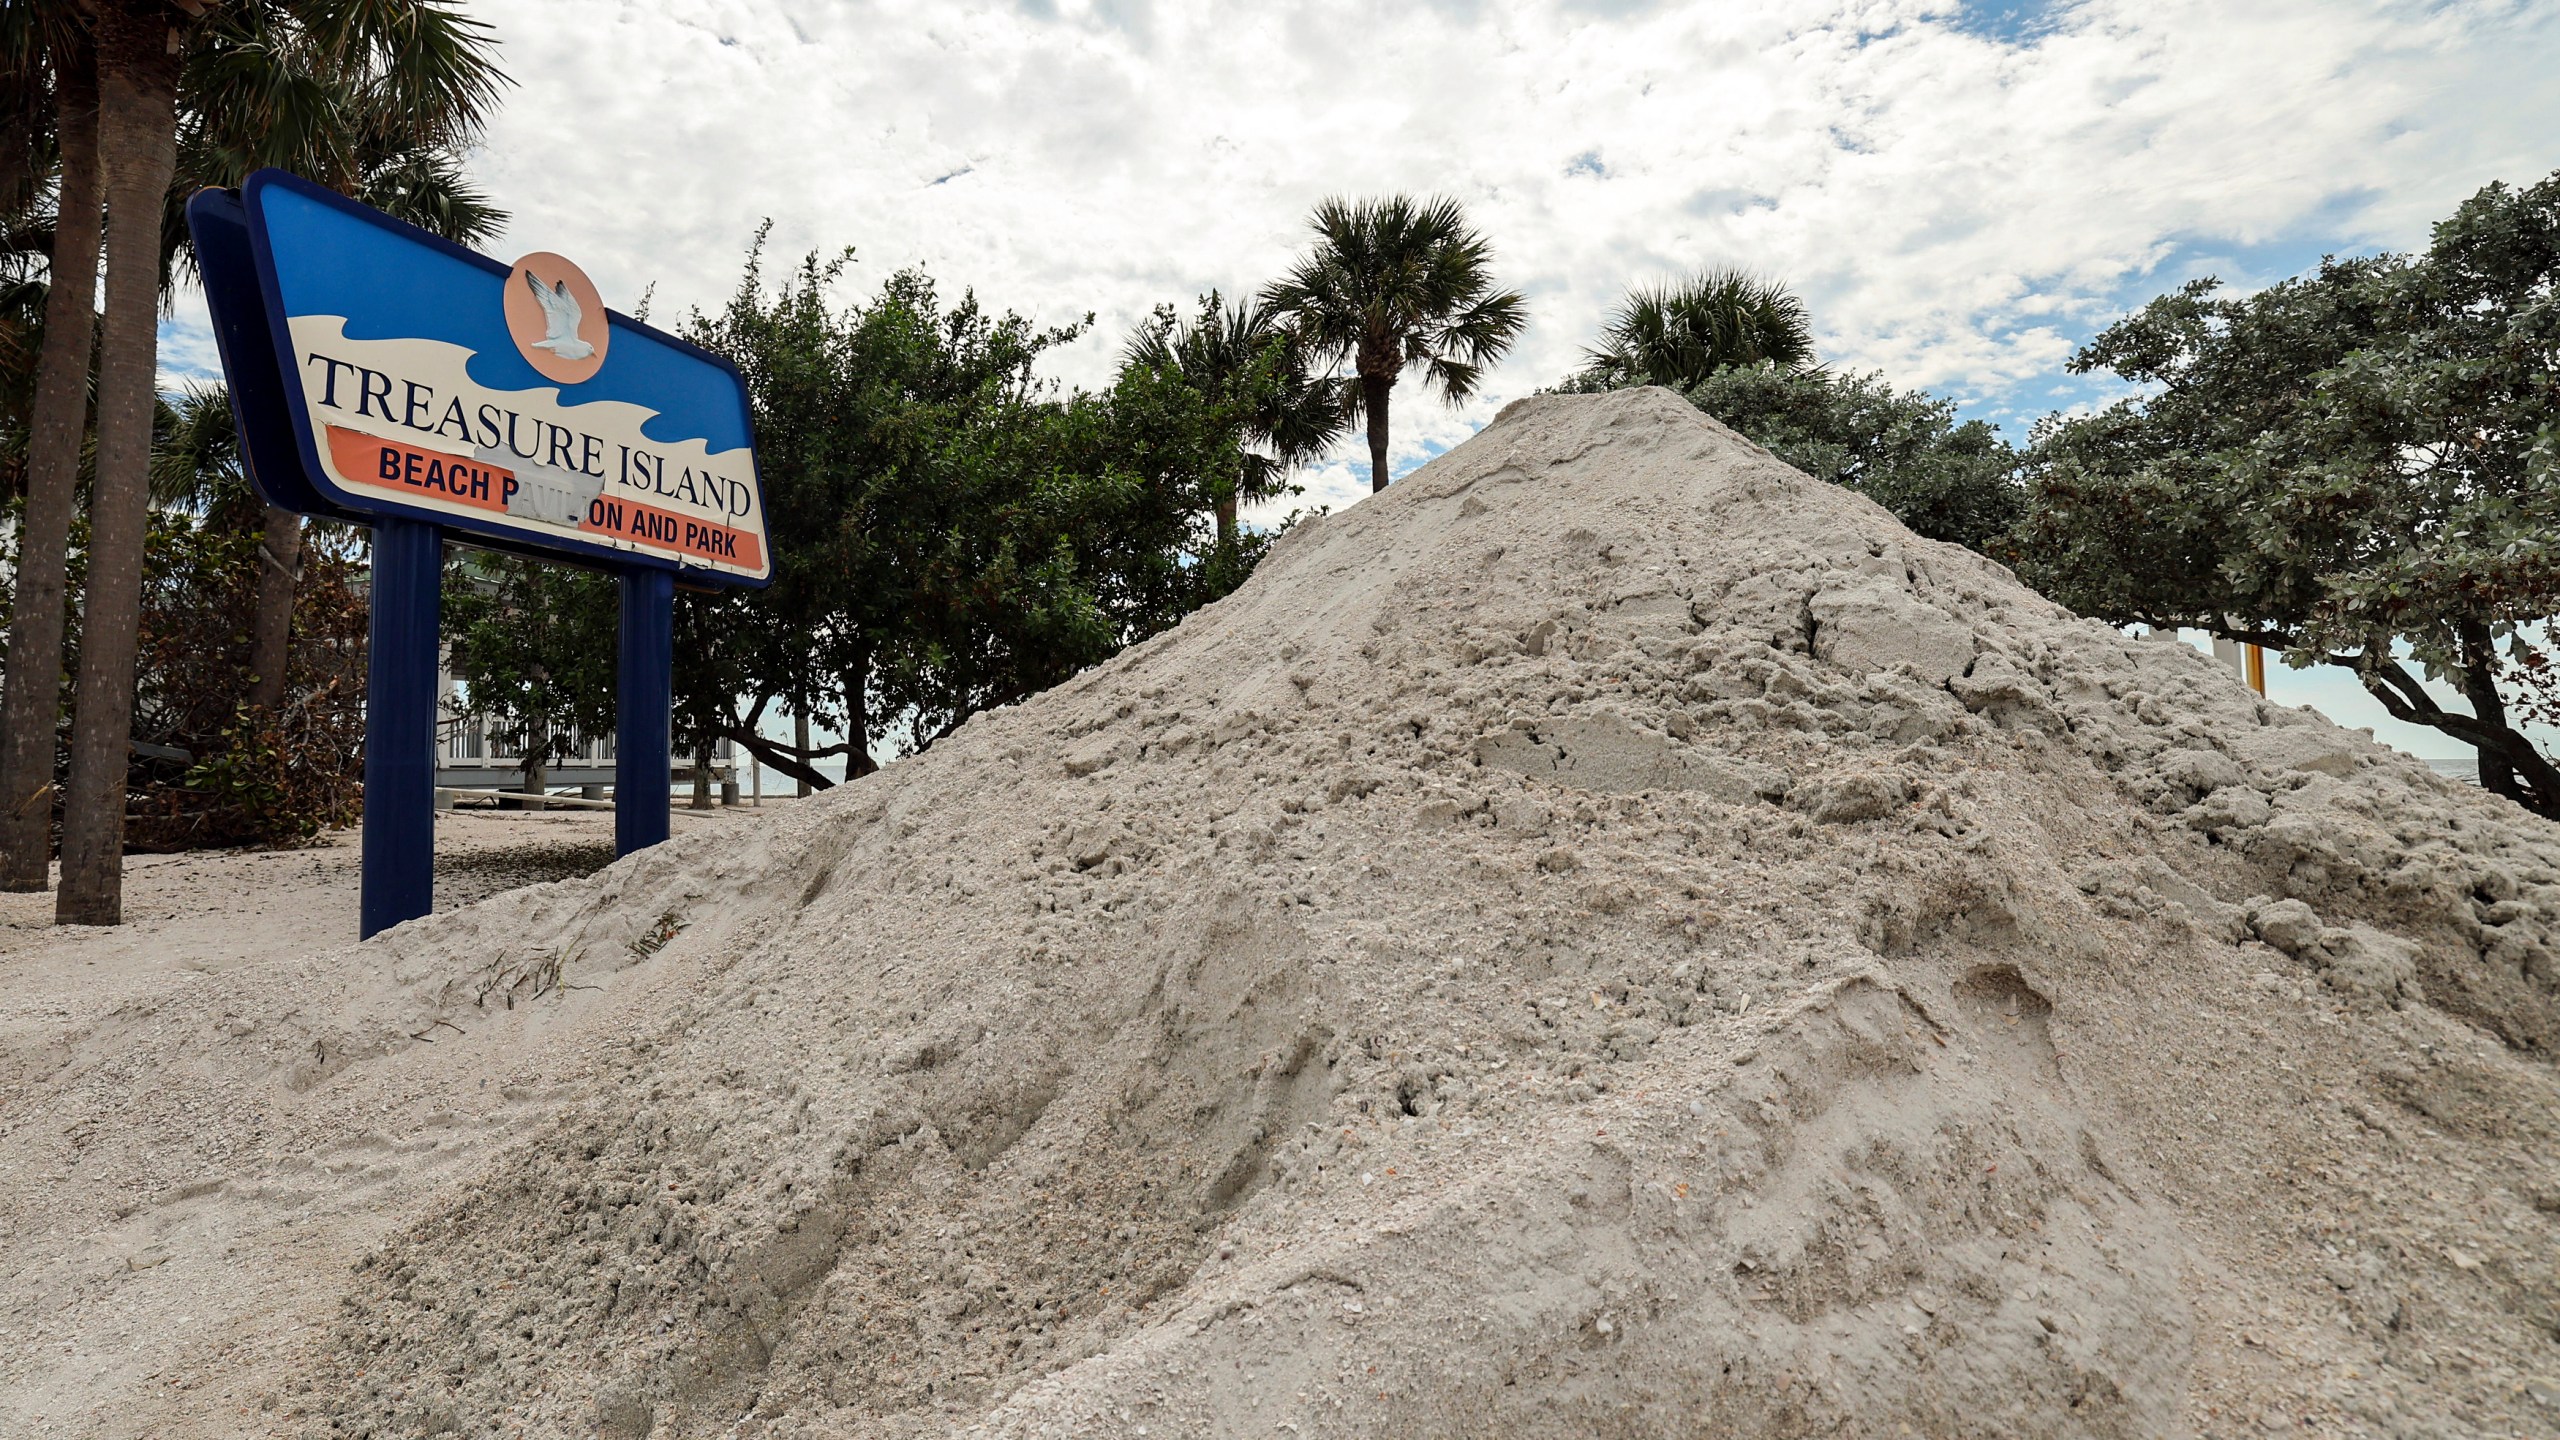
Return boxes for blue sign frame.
[196,170,772,585]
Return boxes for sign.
[188,169,770,938]
[218,170,770,583]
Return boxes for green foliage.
[0,2,510,298]
[663,234,1292,785]
[122,499,369,850]
[1263,194,1527,406]
[1681,365,2024,555]
[1122,291,1343,549]
[176,0,510,237]
[172,708,350,845]
[1581,269,1815,389]
[150,382,242,508]
[441,550,619,784]
[2018,170,2560,812]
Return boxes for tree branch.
[2335,650,2560,814]
[2340,651,2444,720]
[714,722,840,792]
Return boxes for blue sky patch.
[1943,0,2068,45]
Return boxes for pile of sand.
[4,388,2557,1438]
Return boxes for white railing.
[438,718,730,767]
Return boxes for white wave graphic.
[285,314,761,542]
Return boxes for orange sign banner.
[326,425,761,570]
[580,495,765,571]
[328,426,510,513]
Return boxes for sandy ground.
[0,801,761,993]
[5,391,2559,1439]
[0,803,766,1437]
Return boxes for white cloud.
[172,0,2560,505]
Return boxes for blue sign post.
[616,568,677,857]
[187,170,771,938]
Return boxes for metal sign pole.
[360,518,443,938]
[615,567,674,855]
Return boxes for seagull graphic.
[524,270,595,360]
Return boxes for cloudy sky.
[165,0,2560,759]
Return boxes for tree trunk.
[0,37,100,892]
[514,714,546,810]
[690,747,712,809]
[1214,488,1239,550]
[2455,618,2523,803]
[794,706,811,797]
[844,648,877,779]
[56,6,179,927]
[718,722,835,793]
[245,504,304,715]
[2343,643,2560,820]
[1362,374,1392,494]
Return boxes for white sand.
[3,389,2556,1438]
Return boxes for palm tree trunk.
[1214,488,1239,550]
[245,504,304,715]
[1362,374,1392,493]
[793,705,811,797]
[55,5,180,927]
[0,39,100,892]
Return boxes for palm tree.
[0,5,98,893]
[169,17,508,725]
[1122,291,1343,547]
[55,0,504,926]
[45,0,168,926]
[1261,195,1527,495]
[1582,268,1814,390]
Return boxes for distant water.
[2423,757,2479,784]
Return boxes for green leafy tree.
[1682,366,2023,554]
[441,551,619,802]
[676,244,1116,782]
[1581,268,1815,389]
[1262,195,1527,494]
[2018,171,2560,815]
[673,237,1288,788]
[669,240,866,788]
[677,248,1080,780]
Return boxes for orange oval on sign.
[503,251,609,385]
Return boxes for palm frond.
[151,382,244,512]
[1119,289,1348,509]
[1585,268,1815,388]
[294,0,510,151]
[353,143,507,244]
[1260,192,1528,391]
[164,1,514,291]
